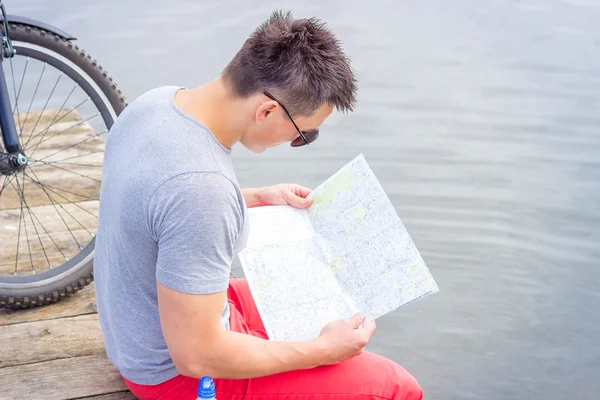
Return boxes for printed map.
[238,154,439,341]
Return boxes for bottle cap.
[198,376,216,399]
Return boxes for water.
[9,0,600,398]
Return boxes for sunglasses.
[263,90,319,147]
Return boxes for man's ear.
[256,100,278,124]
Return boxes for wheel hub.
[0,151,28,176]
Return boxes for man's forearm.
[186,330,325,379]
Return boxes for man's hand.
[158,281,351,379]
[242,184,313,209]
[316,313,377,365]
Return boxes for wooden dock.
[0,108,133,399]
[0,283,135,399]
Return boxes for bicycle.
[0,1,126,309]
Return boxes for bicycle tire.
[0,22,126,309]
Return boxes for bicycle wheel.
[0,22,126,309]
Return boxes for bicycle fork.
[0,0,28,175]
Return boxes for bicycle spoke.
[12,173,26,275]
[21,72,62,148]
[25,86,80,153]
[24,201,52,272]
[21,176,98,202]
[23,172,99,220]
[14,57,29,113]
[23,167,82,250]
[32,160,102,168]
[11,173,58,270]
[18,62,46,139]
[36,130,107,162]
[0,173,18,200]
[24,95,87,150]
[42,150,103,163]
[9,58,23,133]
[28,112,100,159]
[10,175,66,267]
[28,159,101,183]
[20,174,35,272]
[16,174,35,272]
[26,167,92,240]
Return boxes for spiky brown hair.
[222,10,357,116]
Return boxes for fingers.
[293,184,312,198]
[349,312,366,329]
[359,320,377,341]
[283,188,312,208]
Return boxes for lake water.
[10,0,600,398]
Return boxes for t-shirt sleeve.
[146,172,243,294]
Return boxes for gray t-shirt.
[94,86,249,385]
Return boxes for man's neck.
[174,77,247,150]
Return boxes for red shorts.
[122,279,423,400]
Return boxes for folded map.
[238,153,439,341]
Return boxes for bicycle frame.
[0,0,27,172]
[0,61,20,155]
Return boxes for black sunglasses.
[263,90,319,147]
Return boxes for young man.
[94,10,423,400]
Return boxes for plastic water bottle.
[196,376,216,400]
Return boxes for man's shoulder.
[137,85,182,101]
[125,85,181,112]
[151,172,243,211]
[107,86,182,135]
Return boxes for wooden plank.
[0,354,128,400]
[0,313,104,368]
[77,392,135,400]
[0,283,97,326]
